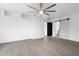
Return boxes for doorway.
[47,22,52,36]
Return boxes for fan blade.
[27,5,39,11]
[44,13,49,16]
[45,10,56,12]
[43,4,56,11]
[40,3,43,10]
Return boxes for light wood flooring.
[0,37,79,56]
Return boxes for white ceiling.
[54,3,79,18]
[0,3,79,18]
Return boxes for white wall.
[44,22,47,36]
[69,13,79,42]
[51,12,79,42]
[0,16,44,43]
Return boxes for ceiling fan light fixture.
[27,3,56,16]
[39,10,44,14]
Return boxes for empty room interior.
[0,3,79,56]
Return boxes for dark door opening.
[47,22,52,36]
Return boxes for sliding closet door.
[53,18,70,39]
[59,19,69,39]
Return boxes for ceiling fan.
[27,3,56,16]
